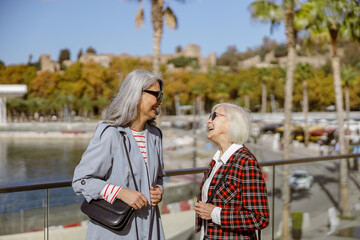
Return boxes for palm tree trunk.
[151,0,163,74]
[303,80,309,147]
[282,47,295,240]
[345,85,350,146]
[282,1,296,239]
[261,80,267,114]
[332,56,350,216]
[244,94,250,110]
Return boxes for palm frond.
[164,7,177,30]
[250,1,284,23]
[135,6,144,28]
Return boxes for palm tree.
[251,1,298,239]
[134,0,178,74]
[295,62,314,147]
[256,68,271,114]
[341,65,356,147]
[239,81,253,110]
[300,0,360,217]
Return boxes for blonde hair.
[211,103,251,144]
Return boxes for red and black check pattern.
[196,146,269,239]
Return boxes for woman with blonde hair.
[194,103,269,239]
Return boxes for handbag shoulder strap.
[120,131,139,192]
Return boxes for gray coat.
[73,123,166,240]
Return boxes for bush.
[291,211,303,230]
[167,56,199,68]
[292,211,303,240]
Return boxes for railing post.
[47,188,49,240]
[272,165,275,240]
[20,209,24,233]
[43,198,46,240]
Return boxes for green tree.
[58,49,70,64]
[86,47,96,54]
[167,56,198,68]
[77,49,83,61]
[301,0,360,217]
[175,45,182,53]
[217,45,239,72]
[133,0,178,73]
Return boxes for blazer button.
[81,180,86,185]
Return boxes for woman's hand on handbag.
[150,186,163,206]
[194,201,216,220]
[117,188,148,210]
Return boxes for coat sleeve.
[220,157,269,231]
[72,125,119,202]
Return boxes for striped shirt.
[131,128,147,164]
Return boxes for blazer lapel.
[207,154,237,199]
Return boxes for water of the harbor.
[0,138,89,213]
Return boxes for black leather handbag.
[81,132,138,231]
[81,197,134,230]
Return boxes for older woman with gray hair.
[194,103,269,239]
[73,69,166,239]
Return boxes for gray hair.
[104,69,164,127]
[211,103,251,144]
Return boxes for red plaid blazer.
[196,146,269,239]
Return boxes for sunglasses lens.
[209,112,216,121]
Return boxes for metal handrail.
[1,153,359,194]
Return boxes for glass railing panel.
[0,189,47,236]
[161,174,200,240]
[287,160,338,239]
[260,165,275,240]
[47,187,87,240]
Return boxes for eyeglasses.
[208,112,227,121]
[143,90,163,101]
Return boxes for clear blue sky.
[0,0,286,66]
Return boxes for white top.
[200,143,242,240]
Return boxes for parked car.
[290,170,313,191]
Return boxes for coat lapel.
[145,126,157,186]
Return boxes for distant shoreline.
[0,122,99,139]
[0,131,93,139]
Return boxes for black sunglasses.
[143,90,163,101]
[208,111,227,121]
